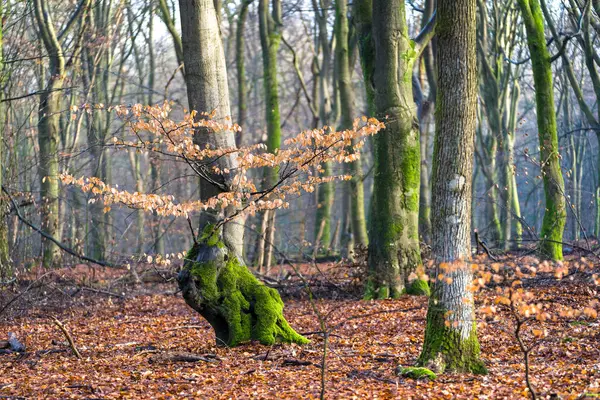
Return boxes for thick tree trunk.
[364,0,423,299]
[178,228,308,346]
[517,0,566,260]
[418,0,486,374]
[177,0,305,346]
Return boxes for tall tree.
[176,0,306,346]
[33,0,90,267]
[476,0,521,247]
[362,0,435,298]
[313,0,335,252]
[0,1,9,279]
[235,0,253,146]
[517,0,566,260]
[334,0,368,250]
[257,0,282,269]
[418,0,486,373]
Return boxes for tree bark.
[34,0,90,267]
[235,0,252,147]
[517,0,566,260]
[335,0,368,251]
[0,2,10,279]
[257,0,282,267]
[418,0,486,374]
[177,0,305,346]
[363,0,424,299]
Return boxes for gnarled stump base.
[177,241,308,347]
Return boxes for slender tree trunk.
[235,0,252,146]
[258,0,282,267]
[517,0,566,260]
[158,0,184,76]
[419,118,432,244]
[418,0,486,374]
[147,4,164,255]
[0,3,10,279]
[507,81,522,244]
[335,0,368,250]
[364,0,423,299]
[313,0,335,250]
[34,0,82,267]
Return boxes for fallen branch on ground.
[50,317,82,359]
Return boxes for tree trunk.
[335,0,368,250]
[34,0,81,268]
[313,0,335,249]
[364,0,423,299]
[258,0,282,268]
[178,227,308,346]
[177,0,305,346]
[0,3,10,279]
[418,0,486,374]
[235,0,251,147]
[517,0,566,260]
[507,81,523,245]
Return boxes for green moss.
[183,244,308,347]
[562,336,575,343]
[569,320,590,326]
[377,286,390,300]
[199,224,224,248]
[398,366,437,380]
[418,313,487,374]
[405,279,430,296]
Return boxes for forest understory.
[1,249,599,399]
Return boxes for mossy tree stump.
[177,232,308,347]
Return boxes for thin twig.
[50,317,82,359]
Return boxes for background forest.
[1,0,600,398]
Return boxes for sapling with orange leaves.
[61,102,384,346]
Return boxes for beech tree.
[33,0,90,268]
[361,0,435,299]
[256,0,282,270]
[0,1,8,279]
[334,0,368,251]
[418,0,486,373]
[173,0,303,346]
[517,0,566,260]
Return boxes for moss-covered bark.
[517,0,566,260]
[178,227,308,347]
[418,306,486,374]
[363,0,422,299]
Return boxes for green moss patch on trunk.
[418,314,487,374]
[178,229,308,347]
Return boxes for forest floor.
[1,255,600,399]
